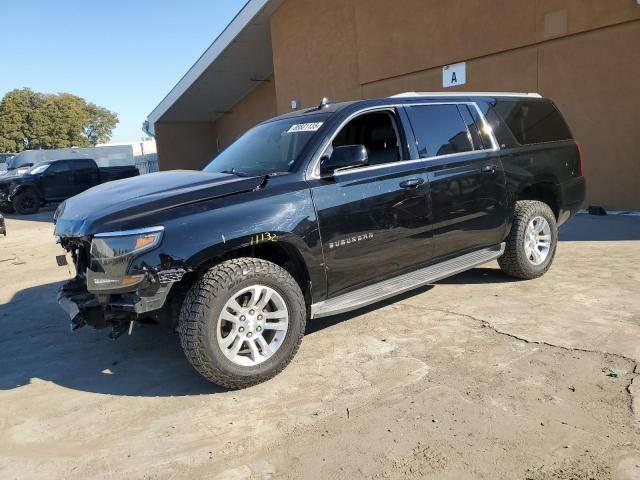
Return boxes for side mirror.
[320,145,368,176]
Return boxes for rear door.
[404,103,509,259]
[309,108,433,298]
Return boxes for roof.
[390,92,542,99]
[144,0,282,136]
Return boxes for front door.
[41,161,76,200]
[404,103,509,259]
[309,109,433,298]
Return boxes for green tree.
[0,88,118,152]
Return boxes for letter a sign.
[443,62,466,88]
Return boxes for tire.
[12,190,40,215]
[0,204,14,214]
[178,258,306,389]
[498,200,558,280]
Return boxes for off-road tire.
[498,200,558,280]
[0,204,14,214]
[178,258,306,389]
[12,190,40,215]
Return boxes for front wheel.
[498,200,558,280]
[178,258,306,389]
[12,190,40,215]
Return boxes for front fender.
[129,180,327,300]
[8,182,41,201]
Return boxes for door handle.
[481,165,496,174]
[400,178,424,189]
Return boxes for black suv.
[54,93,585,388]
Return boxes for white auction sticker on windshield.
[287,122,323,133]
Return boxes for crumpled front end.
[56,234,190,338]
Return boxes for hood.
[54,170,264,237]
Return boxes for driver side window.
[330,111,404,167]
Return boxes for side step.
[310,243,505,319]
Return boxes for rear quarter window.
[493,100,572,145]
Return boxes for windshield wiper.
[219,168,251,177]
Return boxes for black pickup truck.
[0,158,138,214]
[54,93,585,388]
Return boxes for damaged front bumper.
[57,270,187,338]
[54,226,193,337]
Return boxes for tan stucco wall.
[267,0,640,209]
[538,21,640,211]
[156,79,277,170]
[155,122,217,171]
[158,0,639,209]
[213,77,278,149]
[270,0,362,113]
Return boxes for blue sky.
[0,0,247,142]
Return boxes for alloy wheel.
[216,285,289,367]
[524,216,552,265]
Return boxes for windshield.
[28,163,50,175]
[203,115,328,176]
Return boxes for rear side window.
[493,101,572,145]
[48,162,71,173]
[74,160,95,173]
[406,105,473,158]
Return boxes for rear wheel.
[498,200,558,279]
[12,190,40,215]
[178,258,306,389]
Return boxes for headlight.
[91,227,164,259]
[87,227,164,292]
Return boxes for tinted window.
[48,162,71,173]
[475,101,518,149]
[74,160,95,172]
[458,105,483,149]
[493,100,572,145]
[204,114,328,176]
[406,105,473,158]
[331,111,403,166]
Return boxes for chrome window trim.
[94,226,165,238]
[307,102,499,179]
[333,158,425,178]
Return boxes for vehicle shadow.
[2,206,56,224]
[0,280,221,396]
[305,286,435,335]
[0,281,443,397]
[1,270,520,397]
[435,267,517,285]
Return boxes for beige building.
[146,0,640,210]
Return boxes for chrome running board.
[310,243,505,319]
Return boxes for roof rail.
[389,92,543,99]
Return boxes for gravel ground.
[0,211,639,479]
